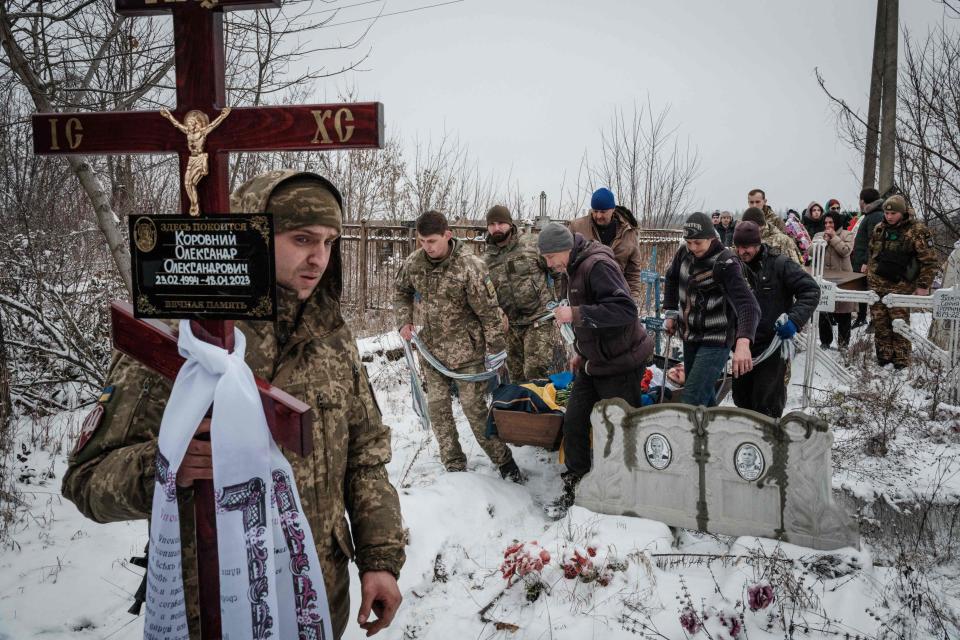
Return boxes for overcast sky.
[308,0,957,214]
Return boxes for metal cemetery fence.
[339,221,684,312]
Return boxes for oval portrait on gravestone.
[134,216,157,253]
[734,443,765,481]
[644,433,672,470]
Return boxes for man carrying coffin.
[62,170,405,639]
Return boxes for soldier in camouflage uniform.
[395,211,523,482]
[62,170,405,639]
[747,188,788,234]
[483,205,559,381]
[867,195,941,368]
[742,207,803,264]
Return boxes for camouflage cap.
[230,169,343,233]
[883,195,907,214]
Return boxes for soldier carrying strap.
[128,543,148,615]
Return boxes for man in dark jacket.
[852,188,886,328]
[537,222,653,516]
[663,212,760,407]
[852,187,885,273]
[716,211,736,246]
[732,222,820,418]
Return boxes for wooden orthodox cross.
[31,0,384,636]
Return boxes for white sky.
[307,0,957,213]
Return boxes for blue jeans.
[681,342,729,407]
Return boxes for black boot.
[499,460,526,484]
[545,471,583,519]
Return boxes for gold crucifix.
[159,107,231,216]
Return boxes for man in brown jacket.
[62,170,405,639]
[568,187,643,303]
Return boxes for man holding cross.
[63,170,406,639]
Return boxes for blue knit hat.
[590,187,616,211]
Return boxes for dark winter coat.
[741,244,821,355]
[802,209,826,239]
[567,234,653,376]
[662,238,760,348]
[852,199,885,271]
[715,221,737,247]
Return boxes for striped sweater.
[663,240,760,348]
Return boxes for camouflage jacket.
[867,209,940,292]
[483,229,555,326]
[763,205,788,234]
[395,237,507,369]
[761,221,803,265]
[62,170,405,636]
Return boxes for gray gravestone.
[575,399,859,551]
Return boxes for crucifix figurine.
[32,0,385,636]
[159,107,231,215]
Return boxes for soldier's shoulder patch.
[98,385,114,404]
[73,404,105,456]
[484,275,497,298]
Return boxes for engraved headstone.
[575,399,860,551]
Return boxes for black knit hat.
[741,207,766,227]
[683,212,717,240]
[733,221,762,246]
[486,205,513,225]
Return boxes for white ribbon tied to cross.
[145,320,332,640]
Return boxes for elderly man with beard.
[482,205,559,381]
[568,188,644,302]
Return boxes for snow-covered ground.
[1,319,958,639]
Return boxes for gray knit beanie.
[537,222,574,253]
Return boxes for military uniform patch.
[98,385,115,404]
[484,275,497,298]
[74,404,105,455]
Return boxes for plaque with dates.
[129,214,276,320]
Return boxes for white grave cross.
[882,288,959,403]
[802,239,880,408]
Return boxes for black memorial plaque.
[129,214,276,321]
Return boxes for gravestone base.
[575,400,859,551]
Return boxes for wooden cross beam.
[31,1,385,636]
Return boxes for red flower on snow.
[747,581,775,611]
[679,605,701,635]
[500,541,550,584]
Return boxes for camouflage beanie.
[883,195,907,214]
[267,177,342,234]
[486,205,513,225]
